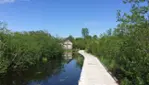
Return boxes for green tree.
[67,35,74,42]
[84,0,149,85]
[107,28,112,36]
[93,35,98,39]
[81,28,89,38]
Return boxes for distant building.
[63,39,73,50]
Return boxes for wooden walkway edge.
[78,50,118,85]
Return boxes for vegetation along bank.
[0,22,64,74]
[71,0,149,85]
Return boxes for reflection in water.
[0,60,63,85]
[0,53,84,85]
[63,51,72,60]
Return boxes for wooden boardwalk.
[78,50,118,85]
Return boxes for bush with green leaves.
[83,0,149,84]
[0,24,63,73]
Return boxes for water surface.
[0,53,84,85]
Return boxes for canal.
[0,53,84,85]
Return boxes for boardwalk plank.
[78,50,118,85]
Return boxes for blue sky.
[0,0,130,37]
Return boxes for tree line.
[0,23,64,74]
[70,0,149,85]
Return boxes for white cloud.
[0,0,15,4]
[0,0,30,4]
